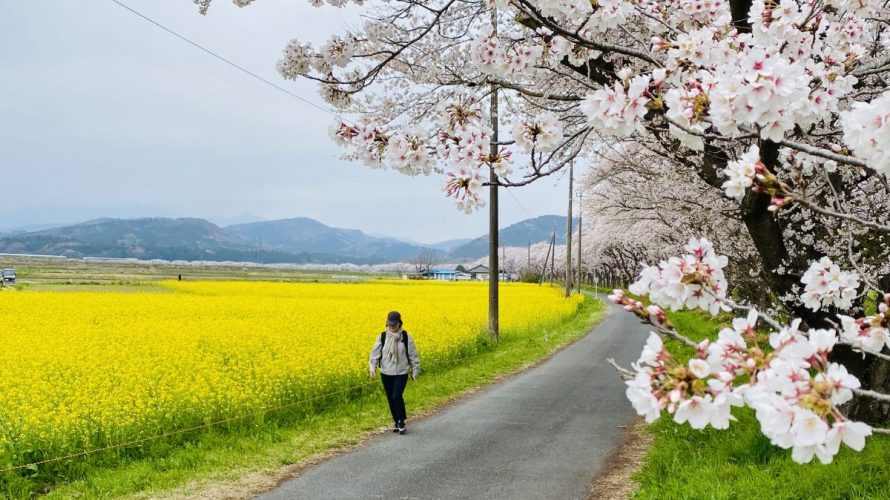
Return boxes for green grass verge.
[580,284,618,296]
[633,310,890,500]
[1,295,604,499]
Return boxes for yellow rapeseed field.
[0,280,582,466]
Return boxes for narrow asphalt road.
[258,297,650,500]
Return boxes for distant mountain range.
[449,215,579,258]
[226,218,440,263]
[0,215,573,264]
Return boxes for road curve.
[258,297,649,500]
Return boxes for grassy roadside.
[632,310,890,499]
[8,294,604,499]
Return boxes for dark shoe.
[398,421,406,434]
[392,423,400,433]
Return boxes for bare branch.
[853,387,890,402]
[777,139,869,169]
[793,196,890,233]
[607,358,636,380]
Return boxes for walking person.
[369,311,420,435]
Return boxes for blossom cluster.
[841,91,890,177]
[800,257,861,312]
[330,95,513,211]
[329,121,389,168]
[838,294,890,354]
[469,27,573,79]
[277,33,357,79]
[580,75,651,137]
[721,145,761,199]
[663,80,708,151]
[470,36,541,78]
[444,167,486,214]
[616,241,884,463]
[511,112,563,153]
[719,144,798,210]
[623,331,742,428]
[572,0,870,167]
[627,237,729,315]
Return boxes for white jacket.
[369,331,421,377]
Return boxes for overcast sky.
[0,0,572,243]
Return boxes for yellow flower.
[0,281,582,463]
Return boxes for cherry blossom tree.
[578,140,776,306]
[197,0,890,460]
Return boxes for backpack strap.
[378,331,386,367]
[402,330,411,365]
[378,331,411,368]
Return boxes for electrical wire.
[108,0,336,118]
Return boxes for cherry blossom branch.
[853,387,890,402]
[609,291,699,347]
[844,231,887,295]
[662,116,758,141]
[657,325,699,348]
[485,77,583,101]
[511,0,661,66]
[792,196,890,233]
[306,0,459,90]
[855,64,890,77]
[717,295,784,330]
[852,54,890,76]
[840,342,890,362]
[491,126,591,187]
[712,283,890,364]
[607,358,635,380]
[776,139,869,169]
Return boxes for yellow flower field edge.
[0,281,583,479]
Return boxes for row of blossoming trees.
[198,0,890,464]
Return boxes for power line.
[503,186,534,220]
[109,0,540,236]
[108,0,336,118]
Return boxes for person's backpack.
[378,330,409,366]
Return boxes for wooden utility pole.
[487,4,499,342]
[527,240,530,269]
[565,162,574,297]
[539,232,554,285]
[544,231,556,286]
[577,190,582,294]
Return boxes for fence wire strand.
[0,339,513,474]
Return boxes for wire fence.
[0,336,517,475]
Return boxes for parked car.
[1,268,16,284]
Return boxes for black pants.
[381,373,409,423]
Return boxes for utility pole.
[545,231,556,286]
[487,3,499,343]
[527,240,530,269]
[577,190,582,294]
[565,162,574,297]
[539,232,554,285]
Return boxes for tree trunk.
[741,141,890,424]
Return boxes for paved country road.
[258,298,650,500]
